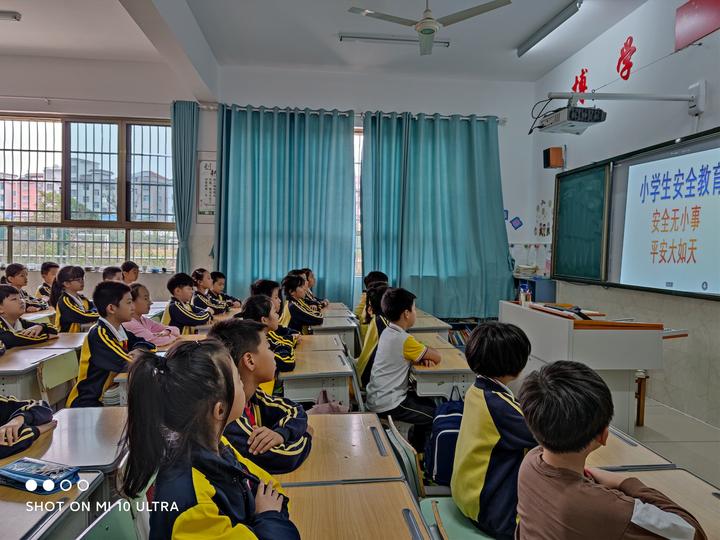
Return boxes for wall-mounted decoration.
[675,0,720,51]
[616,36,637,80]
[572,68,588,104]
[197,159,216,224]
[504,209,509,221]
[534,199,553,238]
[510,216,524,230]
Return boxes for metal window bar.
[0,119,62,223]
[353,130,363,277]
[128,125,174,223]
[130,229,178,271]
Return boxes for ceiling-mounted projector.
[537,106,607,135]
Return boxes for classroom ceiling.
[186,0,647,81]
[0,0,161,62]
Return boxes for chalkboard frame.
[551,163,611,283]
[550,124,720,301]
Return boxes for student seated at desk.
[516,361,707,540]
[209,319,312,474]
[356,282,389,388]
[49,266,99,333]
[0,285,58,348]
[0,395,57,459]
[366,287,441,452]
[2,263,48,312]
[451,322,536,540]
[66,281,155,408]
[162,273,212,334]
[121,342,300,539]
[192,268,228,315]
[251,279,299,344]
[280,274,323,333]
[298,268,328,309]
[123,283,180,348]
[355,270,388,342]
[102,266,123,282]
[120,260,139,285]
[209,271,242,310]
[36,261,59,300]
[240,295,296,378]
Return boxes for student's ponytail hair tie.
[152,354,170,377]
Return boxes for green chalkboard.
[552,164,610,282]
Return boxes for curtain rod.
[204,103,507,125]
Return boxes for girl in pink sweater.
[123,283,180,347]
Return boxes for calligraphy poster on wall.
[197,160,216,224]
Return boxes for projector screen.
[617,147,720,295]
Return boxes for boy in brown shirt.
[516,361,706,540]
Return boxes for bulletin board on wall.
[197,152,216,224]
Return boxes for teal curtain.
[171,101,199,273]
[216,105,355,304]
[361,112,513,318]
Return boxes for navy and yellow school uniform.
[224,389,312,474]
[451,376,537,540]
[281,298,323,333]
[356,314,389,388]
[208,289,241,310]
[192,290,227,315]
[18,288,48,311]
[354,291,370,342]
[54,291,99,333]
[0,395,53,459]
[304,289,326,308]
[162,297,212,334]
[36,282,52,299]
[267,330,296,373]
[66,318,155,408]
[0,317,57,349]
[150,436,299,540]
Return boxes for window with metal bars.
[0,116,177,271]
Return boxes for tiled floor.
[628,398,720,486]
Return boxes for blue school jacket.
[0,317,57,349]
[150,438,299,540]
[162,297,212,334]
[0,395,53,459]
[54,291,99,333]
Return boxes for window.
[353,129,363,277]
[0,116,177,271]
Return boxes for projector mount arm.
[548,86,703,116]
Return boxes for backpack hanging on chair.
[424,385,464,486]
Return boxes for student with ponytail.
[250,279,299,344]
[280,274,323,332]
[191,268,228,315]
[50,266,99,333]
[239,295,296,376]
[1,263,48,311]
[120,341,299,539]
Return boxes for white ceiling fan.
[348,0,511,55]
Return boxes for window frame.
[0,113,175,263]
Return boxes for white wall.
[533,0,720,427]
[216,65,538,246]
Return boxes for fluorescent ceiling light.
[339,32,450,48]
[0,11,21,22]
[516,0,582,57]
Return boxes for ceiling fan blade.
[348,6,417,27]
[419,33,434,56]
[436,0,511,27]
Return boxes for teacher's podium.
[499,301,664,433]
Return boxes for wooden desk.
[157,333,208,351]
[21,308,56,325]
[286,481,431,539]
[0,406,128,505]
[275,414,402,486]
[412,332,456,350]
[0,471,103,540]
[311,316,360,356]
[295,334,345,353]
[0,348,75,399]
[412,348,473,400]
[213,307,242,322]
[21,333,87,353]
[412,316,451,335]
[0,407,127,472]
[631,469,720,540]
[586,429,672,469]
[280,351,354,405]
